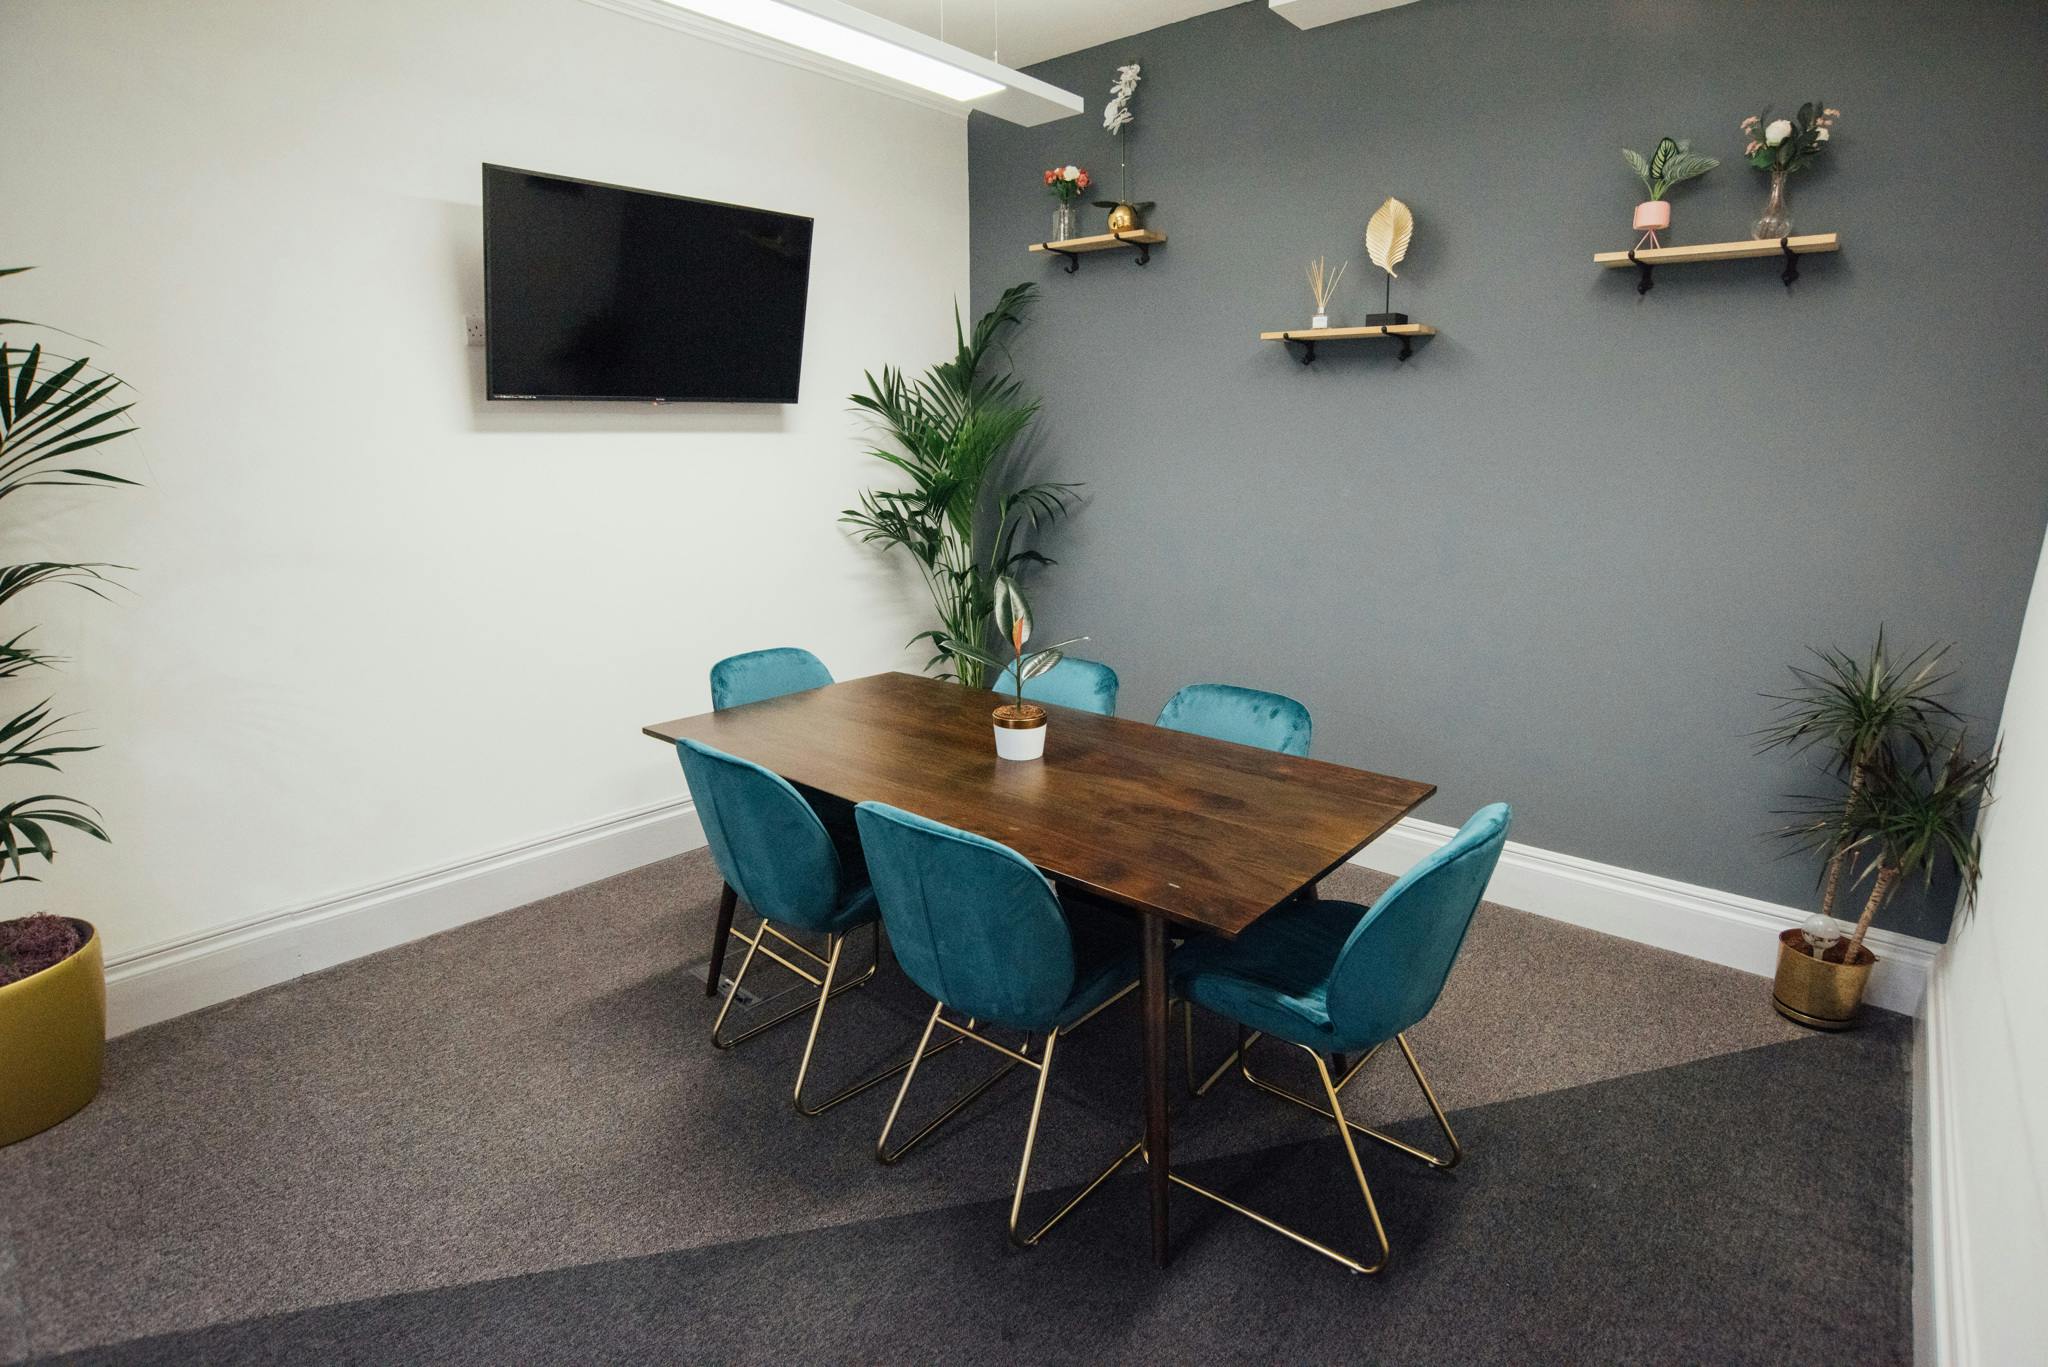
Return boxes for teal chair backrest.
[1156,683,1312,756]
[854,802,1078,1033]
[710,648,833,711]
[1327,803,1511,1046]
[677,739,846,933]
[995,656,1120,716]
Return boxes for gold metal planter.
[0,919,106,1146]
[1771,928,1874,1030]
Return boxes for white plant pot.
[993,705,1048,761]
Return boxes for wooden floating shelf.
[1029,230,1166,273]
[1596,232,1839,293]
[1259,324,1437,364]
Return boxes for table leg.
[706,883,738,997]
[1141,910,1170,1267]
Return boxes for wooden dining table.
[643,670,1436,1267]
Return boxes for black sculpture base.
[1364,312,1409,326]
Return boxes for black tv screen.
[483,165,813,403]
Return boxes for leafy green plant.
[1756,630,1959,924]
[1622,137,1720,200]
[1742,102,1839,175]
[1776,737,1997,960]
[842,283,1076,689]
[0,268,136,883]
[941,575,1085,715]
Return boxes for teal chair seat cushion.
[818,882,879,935]
[1173,898,1368,1050]
[995,656,1120,716]
[1056,909,1143,1029]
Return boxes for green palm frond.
[843,282,1076,688]
[1755,628,1959,774]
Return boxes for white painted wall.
[1921,524,2048,1362]
[1,1,964,966]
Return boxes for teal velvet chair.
[677,739,916,1116]
[854,801,1144,1247]
[994,656,1120,716]
[705,647,845,989]
[1171,802,1511,1273]
[1156,683,1312,756]
[710,647,833,711]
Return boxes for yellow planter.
[0,919,105,1146]
[1771,927,1874,1030]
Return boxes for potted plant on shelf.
[1092,61,1155,234]
[1741,102,1839,238]
[942,577,1084,762]
[1758,632,1988,1028]
[843,283,1078,689]
[0,266,134,1145]
[1621,136,1719,249]
[1044,165,1091,243]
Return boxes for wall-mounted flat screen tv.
[483,164,813,403]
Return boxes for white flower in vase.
[1764,118,1794,146]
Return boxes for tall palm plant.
[1755,630,1958,921]
[0,268,135,881]
[842,282,1076,688]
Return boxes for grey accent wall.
[967,0,2048,940]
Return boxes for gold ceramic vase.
[1771,928,1874,1030]
[0,919,106,1145]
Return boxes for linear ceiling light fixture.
[635,0,1082,125]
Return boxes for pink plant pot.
[1633,200,1672,232]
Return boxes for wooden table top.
[643,672,1435,938]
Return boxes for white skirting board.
[1347,817,1938,1017]
[104,797,705,1036]
[1913,954,1967,1365]
[105,801,1938,1036]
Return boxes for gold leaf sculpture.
[1365,197,1414,278]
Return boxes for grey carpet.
[0,850,1911,1363]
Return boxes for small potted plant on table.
[944,577,1084,762]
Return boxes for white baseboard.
[104,797,704,1036]
[106,801,1941,1038]
[1914,949,1971,1364]
[1351,817,1939,1017]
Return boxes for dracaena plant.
[942,576,1084,715]
[0,267,136,883]
[1756,630,1960,924]
[842,283,1077,689]
[1622,137,1720,201]
[1775,736,1997,959]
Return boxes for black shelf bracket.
[1041,244,1080,275]
[1287,336,1317,365]
[1381,325,1414,362]
[1131,239,1151,266]
[1779,236,1800,287]
[1628,248,1654,295]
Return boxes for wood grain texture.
[1594,232,1840,266]
[1028,230,1167,254]
[645,672,1434,938]
[1258,324,1438,341]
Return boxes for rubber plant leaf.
[1365,197,1413,279]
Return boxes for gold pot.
[1106,202,1143,234]
[991,702,1047,729]
[1771,928,1874,1030]
[0,919,105,1146]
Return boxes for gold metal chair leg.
[877,1003,1021,1164]
[791,936,957,1117]
[711,918,878,1052]
[1168,1043,1393,1275]
[1239,1030,1462,1169]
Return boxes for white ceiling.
[847,0,1242,69]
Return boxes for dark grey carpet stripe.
[45,1024,1911,1367]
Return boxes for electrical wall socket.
[464,314,485,347]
